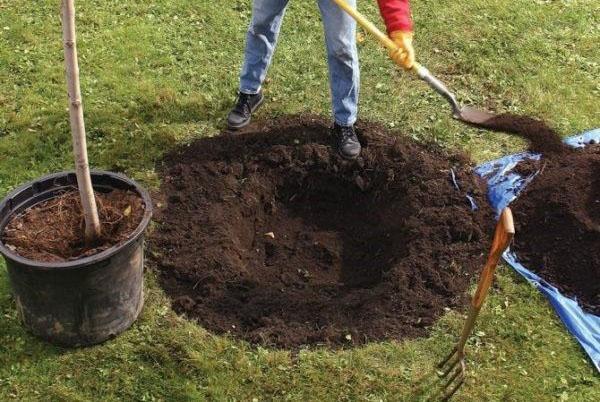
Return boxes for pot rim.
[0,170,153,271]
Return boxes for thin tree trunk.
[61,0,101,243]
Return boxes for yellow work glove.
[389,31,415,70]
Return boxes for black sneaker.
[226,91,264,130]
[333,123,361,159]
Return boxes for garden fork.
[437,207,514,400]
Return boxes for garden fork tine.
[437,208,514,401]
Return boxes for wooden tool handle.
[330,0,424,70]
[472,208,514,308]
[330,0,397,51]
[330,0,466,114]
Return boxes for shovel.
[331,0,496,126]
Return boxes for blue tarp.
[475,128,600,372]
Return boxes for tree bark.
[61,0,101,243]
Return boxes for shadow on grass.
[125,91,232,126]
[0,291,74,363]
[409,365,458,401]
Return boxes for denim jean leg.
[239,0,290,94]
[318,0,359,126]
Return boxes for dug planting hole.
[151,115,495,348]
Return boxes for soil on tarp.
[511,144,600,314]
[482,112,600,314]
[2,189,145,262]
[474,113,570,155]
[150,114,495,348]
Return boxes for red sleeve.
[376,0,413,33]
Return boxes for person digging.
[226,0,415,159]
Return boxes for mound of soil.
[2,190,145,262]
[478,112,599,314]
[511,144,600,314]
[151,115,495,348]
[475,113,569,155]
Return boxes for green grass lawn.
[1,0,599,400]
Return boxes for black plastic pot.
[0,171,152,347]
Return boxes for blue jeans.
[239,0,359,127]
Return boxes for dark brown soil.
[2,189,145,262]
[150,115,495,348]
[512,158,543,177]
[486,112,600,314]
[511,144,600,314]
[476,113,570,155]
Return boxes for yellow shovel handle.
[330,0,422,72]
[331,0,465,115]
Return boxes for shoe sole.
[339,150,360,160]
[334,133,361,160]
[227,96,265,130]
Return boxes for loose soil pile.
[475,113,569,155]
[478,112,599,314]
[151,115,495,348]
[2,190,145,262]
[511,144,599,314]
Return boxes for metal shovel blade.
[412,65,498,129]
[455,106,497,127]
